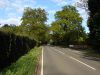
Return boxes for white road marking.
[57,50,65,55]
[41,47,43,75]
[52,48,65,55]
[69,56,96,70]
[52,47,96,71]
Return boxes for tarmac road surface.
[41,46,100,75]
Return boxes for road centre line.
[52,47,96,71]
[69,56,96,70]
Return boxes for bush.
[0,31,36,71]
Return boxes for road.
[41,46,100,75]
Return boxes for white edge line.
[53,48,96,71]
[41,47,43,75]
[69,56,96,70]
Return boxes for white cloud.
[0,0,49,26]
[0,0,6,7]
[78,8,88,19]
[0,0,36,12]
[0,17,21,26]
[0,0,36,25]
[0,0,47,14]
[48,10,56,14]
[77,8,89,33]
[7,13,17,18]
[0,0,9,8]
[34,5,48,9]
[51,0,67,6]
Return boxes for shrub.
[0,31,36,71]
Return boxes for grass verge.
[84,49,100,58]
[0,47,41,75]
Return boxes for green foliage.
[0,47,41,75]
[0,24,17,33]
[21,7,47,25]
[21,7,48,44]
[0,31,36,71]
[88,0,100,51]
[0,7,48,71]
[50,5,87,45]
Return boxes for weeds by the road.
[84,49,100,58]
[0,47,41,75]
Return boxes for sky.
[0,0,89,33]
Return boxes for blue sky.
[0,0,89,32]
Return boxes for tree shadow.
[81,51,100,62]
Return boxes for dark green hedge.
[0,31,36,71]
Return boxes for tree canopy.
[87,0,100,51]
[50,5,87,45]
[21,7,48,44]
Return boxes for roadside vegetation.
[76,0,100,56]
[0,0,100,74]
[0,47,41,75]
[50,6,87,46]
[87,0,100,52]
[84,50,100,58]
[0,31,36,70]
[0,7,48,71]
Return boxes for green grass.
[0,47,41,75]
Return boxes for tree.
[87,0,100,51]
[76,0,88,11]
[50,5,86,45]
[21,7,48,44]
[0,24,17,33]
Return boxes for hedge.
[0,31,36,71]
